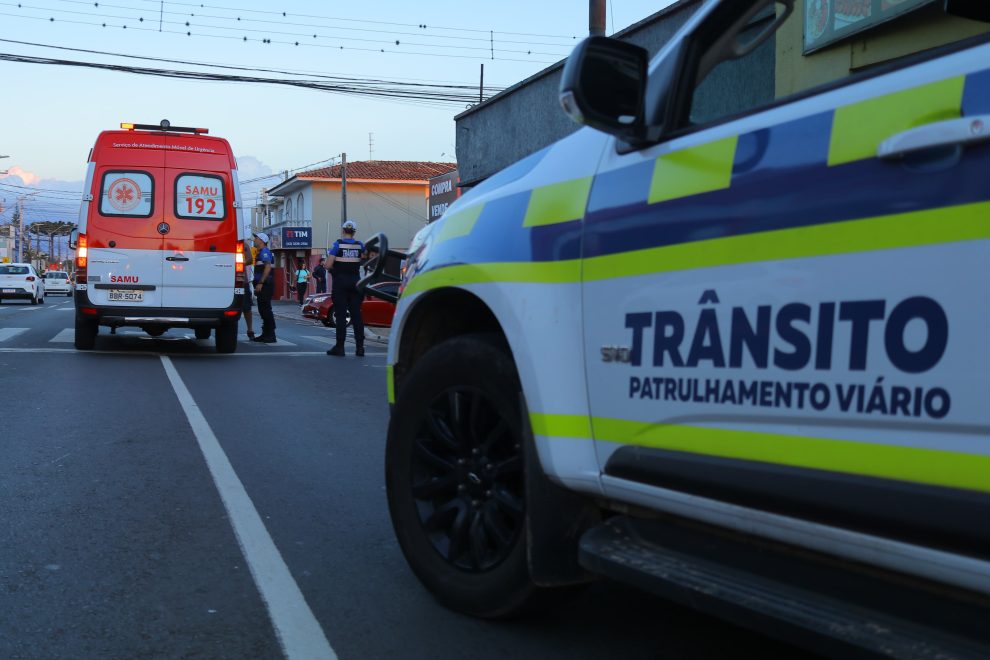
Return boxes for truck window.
[99,171,154,218]
[175,173,225,221]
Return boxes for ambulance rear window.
[175,173,225,221]
[99,171,154,218]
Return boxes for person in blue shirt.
[251,231,277,343]
[326,220,366,356]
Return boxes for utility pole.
[590,0,606,36]
[13,205,21,262]
[340,152,348,229]
[480,63,484,104]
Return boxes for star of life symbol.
[107,177,142,212]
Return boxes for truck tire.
[214,320,237,353]
[74,315,98,350]
[386,334,534,618]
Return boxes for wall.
[454,0,778,186]
[310,181,427,252]
[776,1,990,99]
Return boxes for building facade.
[251,160,456,299]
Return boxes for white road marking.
[301,335,335,345]
[240,338,297,347]
[0,328,29,342]
[0,347,332,356]
[49,328,75,343]
[56,308,75,311]
[160,356,336,660]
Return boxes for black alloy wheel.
[412,386,524,572]
[386,334,536,618]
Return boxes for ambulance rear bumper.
[74,290,242,327]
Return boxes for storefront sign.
[428,169,460,222]
[267,226,312,249]
[804,0,936,54]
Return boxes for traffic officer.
[251,231,277,343]
[326,219,366,356]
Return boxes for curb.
[269,304,389,345]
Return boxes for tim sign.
[282,227,312,248]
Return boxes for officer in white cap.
[252,231,277,343]
[325,220,366,356]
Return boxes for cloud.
[236,155,274,183]
[1,166,42,186]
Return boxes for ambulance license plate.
[108,289,143,302]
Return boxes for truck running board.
[578,516,990,658]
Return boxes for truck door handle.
[877,115,989,160]
[165,256,189,262]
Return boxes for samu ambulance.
[72,120,246,352]
[366,0,990,654]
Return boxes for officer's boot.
[326,344,345,356]
[355,343,365,357]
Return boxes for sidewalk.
[269,300,390,344]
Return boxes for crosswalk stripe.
[301,335,335,345]
[239,338,297,347]
[0,328,29,342]
[50,328,75,343]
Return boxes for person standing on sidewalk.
[251,231,277,343]
[325,220,366,357]
[295,261,310,305]
[312,257,328,294]
[242,235,257,340]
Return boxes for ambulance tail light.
[79,307,97,316]
[235,243,244,273]
[223,310,240,317]
[76,233,88,270]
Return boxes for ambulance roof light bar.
[120,119,209,134]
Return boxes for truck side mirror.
[68,228,78,250]
[559,37,648,142]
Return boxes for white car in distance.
[0,263,46,304]
[44,270,73,296]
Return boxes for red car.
[302,281,398,328]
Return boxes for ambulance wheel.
[215,320,237,353]
[195,327,211,340]
[386,334,533,618]
[74,315,98,350]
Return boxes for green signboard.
[804,0,937,53]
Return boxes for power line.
[0,38,506,93]
[0,51,506,105]
[131,0,581,40]
[0,3,567,62]
[54,0,577,48]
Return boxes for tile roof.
[297,160,457,182]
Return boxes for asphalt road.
[0,295,812,659]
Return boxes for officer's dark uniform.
[253,242,276,342]
[327,235,365,355]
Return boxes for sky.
[0,0,675,226]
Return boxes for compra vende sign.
[429,169,460,222]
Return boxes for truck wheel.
[195,327,211,340]
[386,335,533,618]
[215,320,237,353]
[74,315,98,350]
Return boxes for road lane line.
[49,328,74,343]
[0,328,29,342]
[160,356,336,660]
